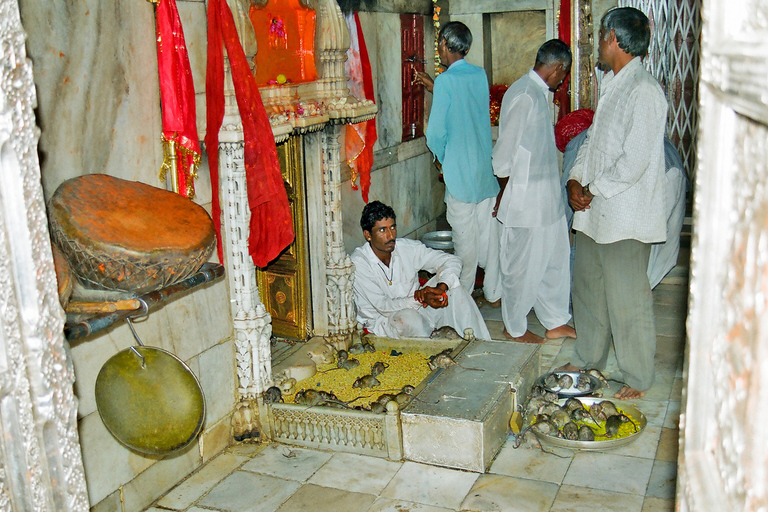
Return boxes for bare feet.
[487,298,501,308]
[504,329,545,344]
[614,385,645,400]
[554,362,582,372]
[545,324,577,340]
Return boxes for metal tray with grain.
[533,397,647,450]
[536,371,602,397]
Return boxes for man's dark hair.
[438,21,472,56]
[601,7,651,57]
[360,201,396,233]
[535,39,572,68]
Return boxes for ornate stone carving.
[0,0,88,509]
[572,0,594,109]
[320,127,357,349]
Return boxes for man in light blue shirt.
[414,22,501,302]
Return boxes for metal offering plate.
[533,397,647,450]
[536,371,602,397]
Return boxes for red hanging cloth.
[554,0,572,120]
[206,0,295,267]
[344,12,377,203]
[155,0,201,198]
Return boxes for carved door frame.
[679,0,768,507]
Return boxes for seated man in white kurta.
[351,201,491,340]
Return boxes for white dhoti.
[381,275,491,340]
[445,193,502,301]
[500,216,571,337]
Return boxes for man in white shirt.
[563,7,668,399]
[351,201,490,340]
[492,39,576,344]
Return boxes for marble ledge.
[372,137,431,172]
[449,0,553,14]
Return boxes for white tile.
[563,452,653,495]
[241,445,333,482]
[379,461,479,509]
[196,339,237,424]
[158,452,250,510]
[646,460,677,500]
[489,440,573,484]
[460,473,559,512]
[600,425,663,460]
[198,471,300,512]
[274,484,376,512]
[663,401,681,429]
[307,452,401,495]
[365,497,453,512]
[550,484,644,512]
[629,399,668,428]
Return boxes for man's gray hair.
[601,7,651,57]
[438,21,472,56]
[535,39,572,68]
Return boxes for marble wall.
[18,0,233,509]
[341,10,444,254]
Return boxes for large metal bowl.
[536,371,602,397]
[421,231,454,251]
[532,397,647,450]
[95,346,206,456]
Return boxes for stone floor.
[147,277,687,512]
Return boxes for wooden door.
[679,0,768,508]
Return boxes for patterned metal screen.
[619,0,701,179]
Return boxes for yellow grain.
[285,350,432,408]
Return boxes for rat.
[264,386,283,404]
[370,361,389,376]
[427,353,484,372]
[352,374,380,389]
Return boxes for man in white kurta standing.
[492,39,577,344]
[351,201,491,340]
[562,7,668,399]
[413,22,501,304]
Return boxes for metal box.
[400,340,540,472]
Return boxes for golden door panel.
[257,135,310,339]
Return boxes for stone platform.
[267,336,540,473]
[401,339,540,472]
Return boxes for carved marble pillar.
[320,126,357,349]
[0,0,89,509]
[571,0,594,109]
[216,62,272,444]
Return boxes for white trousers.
[383,276,491,340]
[445,193,502,301]
[500,217,572,337]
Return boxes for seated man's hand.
[414,283,449,309]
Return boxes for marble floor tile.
[240,445,333,482]
[641,496,676,511]
[489,441,573,484]
[197,470,300,512]
[157,452,251,510]
[654,315,686,338]
[631,399,669,428]
[479,304,503,322]
[380,461,479,509]
[188,507,221,512]
[274,484,376,512]
[549,485,644,512]
[485,319,507,341]
[563,452,653,495]
[655,428,680,462]
[664,401,681,429]
[640,373,674,402]
[670,377,684,400]
[459,473,559,512]
[366,497,453,512]
[307,452,401,495]
[646,460,677,499]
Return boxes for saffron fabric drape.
[206,0,295,266]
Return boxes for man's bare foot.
[554,362,582,372]
[545,324,577,339]
[504,329,545,344]
[614,385,645,400]
[487,298,501,307]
